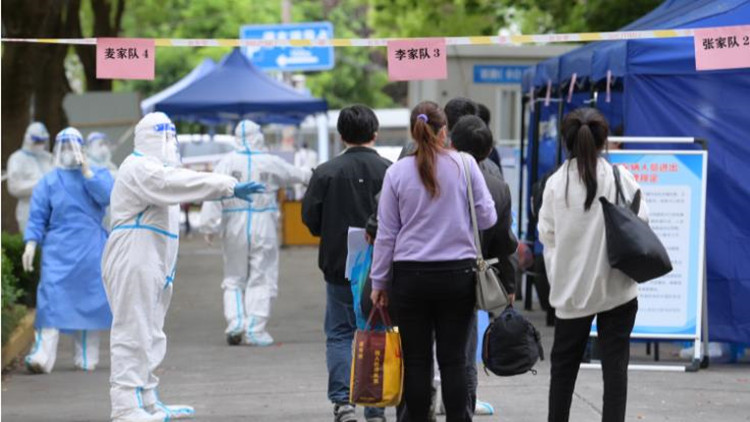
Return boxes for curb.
[2,309,36,369]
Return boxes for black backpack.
[482,306,544,376]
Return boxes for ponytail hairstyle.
[410,101,447,198]
[561,107,609,210]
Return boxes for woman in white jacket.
[538,108,648,422]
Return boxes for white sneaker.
[112,408,168,422]
[75,363,96,372]
[475,400,495,416]
[148,403,195,420]
[245,330,274,347]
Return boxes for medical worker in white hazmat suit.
[7,122,54,232]
[201,120,312,346]
[101,112,264,422]
[86,131,119,177]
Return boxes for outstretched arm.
[131,159,237,207]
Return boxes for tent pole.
[525,97,543,311]
[316,113,330,163]
[518,97,526,240]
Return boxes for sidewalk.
[2,237,748,421]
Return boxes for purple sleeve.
[469,157,497,230]
[371,170,400,290]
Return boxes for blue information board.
[593,150,708,340]
[473,65,529,84]
[240,22,334,71]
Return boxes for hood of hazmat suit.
[134,112,180,167]
[234,119,266,153]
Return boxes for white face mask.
[60,151,79,168]
[30,143,48,154]
[88,142,111,163]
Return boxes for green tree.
[295,0,396,108]
[113,0,280,98]
[502,0,663,34]
[371,0,499,38]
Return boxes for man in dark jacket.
[302,105,391,422]
[451,114,519,417]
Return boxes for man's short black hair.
[444,97,478,132]
[451,115,493,161]
[477,103,491,126]
[337,105,379,145]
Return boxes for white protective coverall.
[101,112,240,422]
[7,122,54,232]
[200,120,312,346]
[293,144,318,200]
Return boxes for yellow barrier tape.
[0,28,700,47]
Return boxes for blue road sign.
[473,65,529,84]
[240,22,334,72]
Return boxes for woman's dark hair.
[561,107,609,210]
[451,115,493,161]
[337,104,379,145]
[410,101,447,198]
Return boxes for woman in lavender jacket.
[370,101,497,422]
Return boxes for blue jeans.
[325,282,385,419]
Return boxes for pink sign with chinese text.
[387,38,447,81]
[97,38,155,80]
[694,25,750,71]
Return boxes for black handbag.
[599,165,673,283]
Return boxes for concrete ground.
[2,237,748,422]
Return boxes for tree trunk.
[0,42,36,233]
[34,1,81,135]
[1,0,82,232]
[33,43,72,136]
[75,0,126,91]
[1,0,58,233]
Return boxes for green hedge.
[1,232,40,308]
[2,246,29,345]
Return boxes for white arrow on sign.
[276,54,320,68]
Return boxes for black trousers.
[548,298,638,422]
[393,260,475,422]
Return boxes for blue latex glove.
[234,181,266,202]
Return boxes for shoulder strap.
[461,153,483,259]
[612,164,627,206]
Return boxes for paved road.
[2,237,749,421]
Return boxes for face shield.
[86,132,112,164]
[53,128,85,169]
[155,122,180,167]
[24,122,51,152]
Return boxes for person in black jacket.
[302,105,391,422]
[451,114,518,417]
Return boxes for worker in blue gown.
[22,127,115,374]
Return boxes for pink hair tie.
[417,114,428,123]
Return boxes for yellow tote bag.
[350,306,403,407]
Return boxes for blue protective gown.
[24,166,114,330]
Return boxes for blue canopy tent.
[148,48,330,160]
[140,57,216,116]
[153,48,328,124]
[520,0,750,343]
